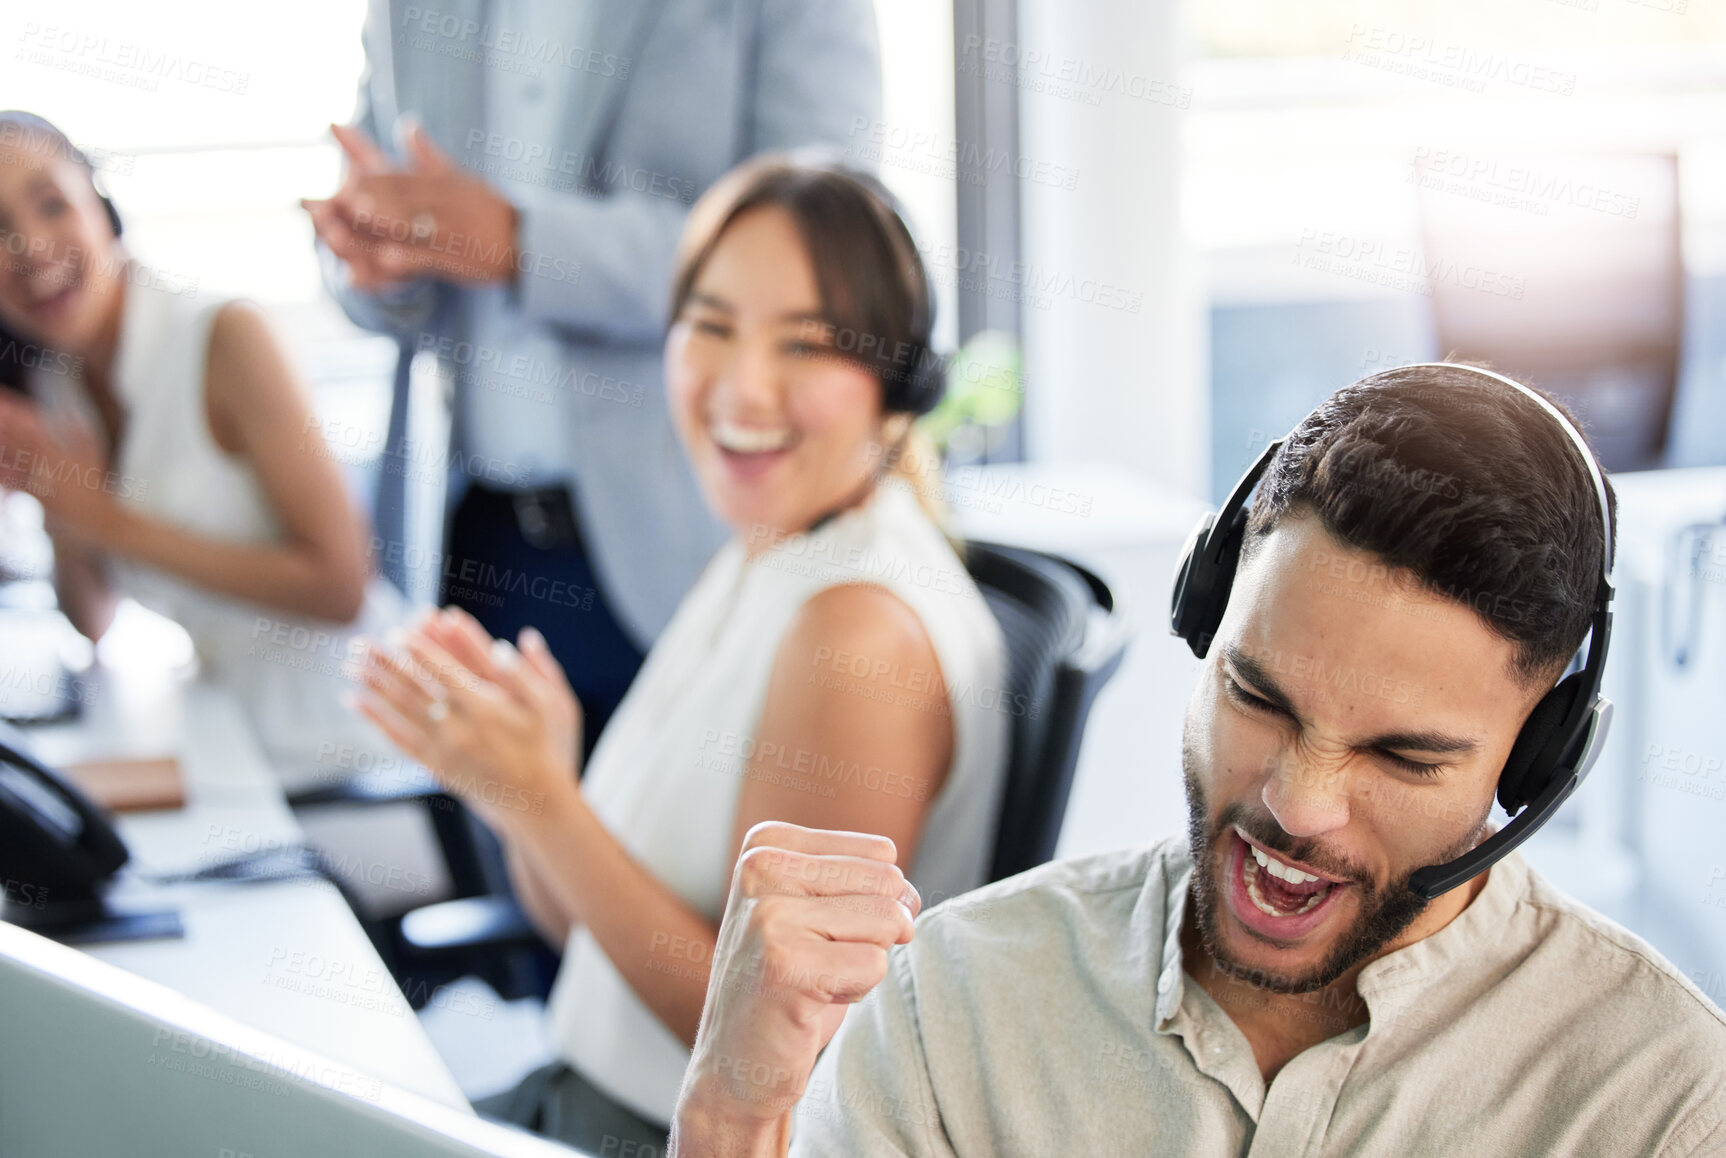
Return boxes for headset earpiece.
[1170,439,1280,658]
[100,193,123,239]
[885,344,946,416]
[1171,511,1241,659]
[1497,673,1587,811]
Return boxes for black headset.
[1169,364,1616,901]
[96,186,123,238]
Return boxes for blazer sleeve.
[747,0,882,159]
[317,0,444,343]
[513,0,884,345]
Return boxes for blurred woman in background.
[0,111,402,781]
[355,155,1010,1152]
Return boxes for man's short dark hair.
[1244,363,1615,685]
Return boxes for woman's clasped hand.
[354,605,585,827]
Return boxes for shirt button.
[523,81,544,102]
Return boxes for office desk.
[19,663,470,1112]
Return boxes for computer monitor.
[0,919,593,1158]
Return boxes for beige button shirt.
[791,837,1726,1157]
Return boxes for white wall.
[872,0,962,353]
[1016,0,1208,499]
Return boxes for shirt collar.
[1153,840,1195,1028]
[1353,850,1529,1030]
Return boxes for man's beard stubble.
[1180,738,1486,994]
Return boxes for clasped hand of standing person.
[302,121,520,291]
[354,605,584,832]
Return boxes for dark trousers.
[438,483,648,907]
[443,483,646,764]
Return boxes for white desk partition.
[0,921,587,1158]
[16,667,470,1112]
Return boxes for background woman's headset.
[1168,364,1616,900]
[799,156,946,417]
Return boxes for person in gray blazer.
[305,0,881,748]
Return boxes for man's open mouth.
[1224,828,1352,940]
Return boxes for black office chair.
[1416,152,1683,471]
[384,540,1131,997]
[965,541,1130,882]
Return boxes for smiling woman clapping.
[354,156,1009,1153]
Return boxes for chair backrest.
[1416,152,1682,471]
[964,542,1131,883]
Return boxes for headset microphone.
[1168,364,1616,901]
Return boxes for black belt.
[466,482,582,551]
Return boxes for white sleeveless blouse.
[547,480,1010,1124]
[27,275,404,786]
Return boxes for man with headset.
[667,363,1726,1156]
